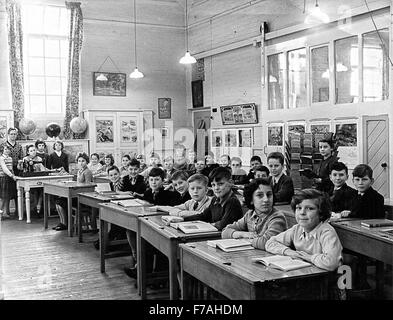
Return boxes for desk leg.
[67,196,72,237]
[180,250,190,300]
[17,187,23,221]
[44,193,49,229]
[78,197,82,243]
[376,261,384,298]
[25,188,31,224]
[100,218,108,273]
[140,237,147,299]
[169,241,178,300]
[136,223,142,296]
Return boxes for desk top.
[140,215,222,240]
[331,219,393,244]
[98,202,161,217]
[180,241,329,283]
[43,181,97,189]
[16,174,73,181]
[77,191,134,202]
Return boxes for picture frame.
[95,118,114,145]
[192,80,204,108]
[267,124,284,146]
[220,103,258,125]
[161,127,169,138]
[158,98,172,119]
[93,72,126,96]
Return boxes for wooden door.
[363,115,389,198]
[193,110,211,159]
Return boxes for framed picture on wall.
[267,124,284,146]
[220,103,258,125]
[93,72,126,96]
[192,80,203,108]
[158,98,171,119]
[95,118,114,144]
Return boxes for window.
[311,46,329,103]
[334,36,359,104]
[288,48,307,108]
[268,53,285,110]
[362,28,389,102]
[22,5,69,116]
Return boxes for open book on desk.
[207,239,254,252]
[110,198,151,207]
[252,255,311,272]
[169,221,218,234]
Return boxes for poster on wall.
[239,129,252,147]
[120,119,137,144]
[335,123,357,146]
[310,123,330,134]
[211,130,222,147]
[158,98,171,119]
[287,123,305,135]
[224,130,237,147]
[220,103,258,125]
[96,119,114,143]
[267,125,283,146]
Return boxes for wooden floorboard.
[0,216,168,300]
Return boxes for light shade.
[96,73,108,81]
[336,62,348,72]
[130,67,144,79]
[179,51,196,64]
[305,3,329,24]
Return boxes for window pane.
[28,38,44,56]
[335,36,359,104]
[45,39,60,57]
[268,53,285,110]
[29,95,46,113]
[61,77,68,95]
[59,9,70,36]
[60,58,68,76]
[288,48,307,108]
[311,46,329,103]
[45,58,61,76]
[363,28,389,102]
[29,76,45,94]
[28,57,44,76]
[60,40,68,58]
[46,77,62,95]
[23,5,43,34]
[44,6,60,35]
[46,96,62,113]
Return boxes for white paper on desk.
[95,183,111,193]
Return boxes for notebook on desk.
[169,221,218,234]
[252,255,311,272]
[110,198,151,207]
[207,239,254,252]
[360,219,393,228]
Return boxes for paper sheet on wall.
[337,146,358,169]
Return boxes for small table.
[98,203,162,289]
[331,219,393,297]
[43,181,96,236]
[139,216,221,300]
[16,174,73,223]
[77,192,134,242]
[180,241,331,300]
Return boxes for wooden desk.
[43,181,96,236]
[180,241,330,300]
[331,219,393,297]
[98,203,162,284]
[139,216,222,300]
[77,192,133,242]
[16,174,73,223]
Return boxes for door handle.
[381,162,387,168]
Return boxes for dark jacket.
[268,174,294,204]
[329,183,357,213]
[121,174,147,195]
[350,187,385,219]
[47,151,69,172]
[316,155,338,193]
[142,187,181,206]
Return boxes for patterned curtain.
[63,1,83,139]
[6,0,24,139]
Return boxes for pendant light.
[130,0,144,78]
[304,0,329,24]
[179,0,196,64]
[95,56,122,81]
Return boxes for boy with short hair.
[267,152,294,204]
[350,164,385,219]
[171,170,191,204]
[122,158,146,197]
[254,165,270,179]
[219,154,231,170]
[35,139,49,169]
[176,167,243,230]
[195,158,206,175]
[247,155,262,181]
[328,162,357,218]
[230,156,248,185]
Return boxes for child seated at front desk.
[222,178,287,250]
[265,189,342,271]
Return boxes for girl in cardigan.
[222,178,287,249]
[47,140,69,173]
[0,144,17,218]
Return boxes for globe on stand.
[19,118,37,139]
[70,116,88,134]
[46,122,61,141]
